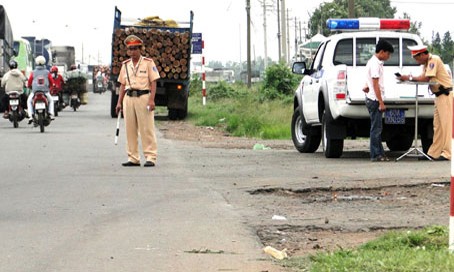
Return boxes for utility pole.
[286,8,290,63]
[261,0,268,69]
[294,17,298,61]
[246,0,252,88]
[277,0,281,61]
[348,0,355,18]
[280,0,287,63]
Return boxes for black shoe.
[144,161,155,167]
[28,118,33,125]
[122,161,140,167]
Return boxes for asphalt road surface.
[1,92,451,271]
[0,93,285,272]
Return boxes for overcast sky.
[2,0,454,65]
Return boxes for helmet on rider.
[35,55,46,66]
[8,60,18,69]
[51,66,58,73]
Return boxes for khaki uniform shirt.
[424,54,453,93]
[118,56,160,90]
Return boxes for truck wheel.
[419,121,433,154]
[386,133,413,151]
[111,92,118,118]
[168,109,178,120]
[291,106,321,153]
[322,111,343,158]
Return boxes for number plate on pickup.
[385,109,405,124]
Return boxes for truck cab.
[291,18,435,158]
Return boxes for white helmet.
[35,55,46,65]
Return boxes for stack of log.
[111,27,191,80]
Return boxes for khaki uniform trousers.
[428,92,452,160]
[123,94,157,164]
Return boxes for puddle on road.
[248,182,450,203]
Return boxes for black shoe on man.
[144,161,155,167]
[122,161,140,167]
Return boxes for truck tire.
[386,133,413,151]
[291,106,321,153]
[111,92,118,118]
[177,103,188,120]
[168,109,178,120]
[419,120,433,154]
[322,111,344,158]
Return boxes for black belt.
[126,89,149,97]
[434,87,452,97]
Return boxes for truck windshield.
[334,38,419,67]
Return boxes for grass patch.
[187,84,293,139]
[281,226,454,272]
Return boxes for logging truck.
[109,6,194,120]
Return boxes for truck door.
[302,41,328,124]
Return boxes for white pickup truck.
[291,18,436,158]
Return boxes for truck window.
[311,41,328,71]
[333,39,353,66]
[402,39,419,66]
[356,38,378,66]
[357,38,419,66]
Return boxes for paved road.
[0,93,284,272]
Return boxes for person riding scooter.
[27,56,55,124]
[50,66,65,107]
[1,60,27,118]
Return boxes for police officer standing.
[399,45,453,161]
[115,35,160,167]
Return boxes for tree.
[308,0,396,37]
[430,32,442,56]
[441,31,454,68]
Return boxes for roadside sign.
[192,33,202,54]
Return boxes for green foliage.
[207,81,247,101]
[189,75,202,96]
[308,0,396,37]
[283,226,454,272]
[187,85,292,139]
[259,62,300,101]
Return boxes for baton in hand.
[115,113,121,145]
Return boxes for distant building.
[293,34,326,63]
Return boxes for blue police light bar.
[326,19,360,30]
[327,18,410,31]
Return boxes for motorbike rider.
[1,60,27,118]
[50,66,65,106]
[27,56,55,124]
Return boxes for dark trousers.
[366,98,385,159]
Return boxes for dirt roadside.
[157,120,450,258]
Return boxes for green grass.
[280,226,454,272]
[187,85,293,140]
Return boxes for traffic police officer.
[115,35,160,167]
[399,45,453,160]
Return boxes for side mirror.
[292,61,307,75]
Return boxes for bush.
[259,62,300,100]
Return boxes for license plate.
[52,96,59,101]
[35,102,46,110]
[385,109,405,124]
[71,94,78,99]
[10,99,19,106]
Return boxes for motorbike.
[31,90,51,133]
[50,87,63,116]
[95,79,105,94]
[69,89,81,111]
[6,91,26,128]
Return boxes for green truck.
[0,5,15,112]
